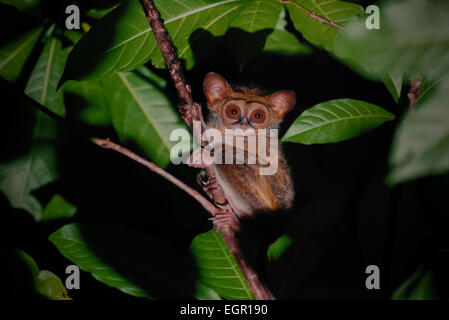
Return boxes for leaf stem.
[280,0,344,30]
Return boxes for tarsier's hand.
[188,152,241,232]
[186,147,210,169]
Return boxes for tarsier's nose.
[234,118,251,130]
[233,117,248,127]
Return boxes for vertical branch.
[138,0,203,129]
[138,0,191,105]
[138,0,275,300]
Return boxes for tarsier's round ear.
[203,72,231,106]
[269,90,296,119]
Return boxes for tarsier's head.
[203,72,296,131]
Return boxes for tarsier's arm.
[190,73,296,230]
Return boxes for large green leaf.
[285,0,363,55]
[25,37,66,116]
[0,112,58,221]
[282,99,395,144]
[49,223,219,299]
[229,0,282,32]
[336,0,449,81]
[0,27,42,82]
[263,9,311,56]
[387,78,449,185]
[190,230,254,300]
[61,0,245,82]
[102,67,188,168]
[63,79,111,126]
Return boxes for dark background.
[2,0,449,300]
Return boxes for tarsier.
[190,73,296,231]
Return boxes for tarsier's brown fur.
[199,73,295,221]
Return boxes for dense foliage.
[1,0,448,299]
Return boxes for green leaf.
[49,223,214,299]
[282,99,395,144]
[267,234,292,262]
[25,37,66,117]
[388,78,449,185]
[195,282,221,300]
[190,230,254,300]
[336,0,449,81]
[41,194,77,221]
[0,112,58,221]
[102,67,188,168]
[4,249,70,299]
[382,69,403,103]
[0,0,41,14]
[392,267,435,300]
[286,0,363,55]
[64,79,111,126]
[61,0,243,83]
[34,270,71,300]
[229,0,282,32]
[263,9,311,56]
[86,6,118,19]
[0,26,42,82]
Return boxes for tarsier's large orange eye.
[225,104,241,119]
[250,109,266,123]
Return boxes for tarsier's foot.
[212,211,241,233]
[197,171,228,206]
[201,175,217,192]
